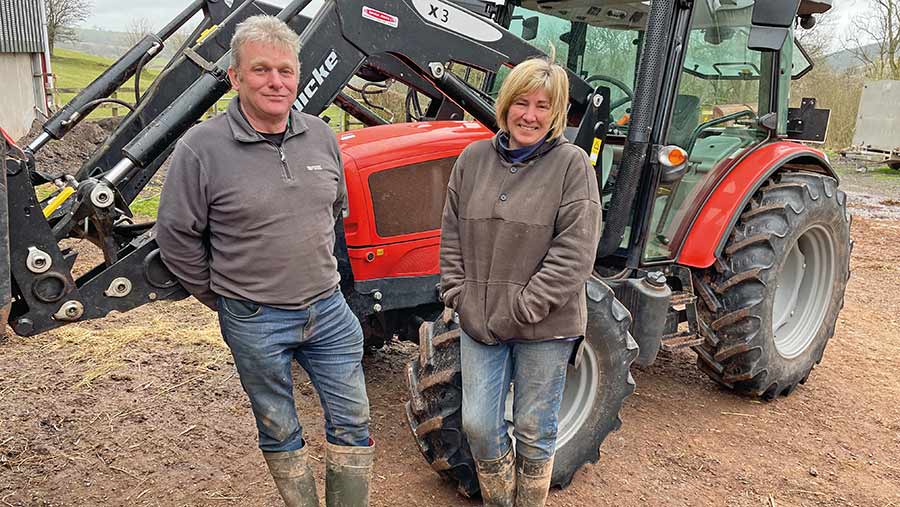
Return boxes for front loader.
[1,0,846,500]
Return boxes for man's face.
[228,41,299,126]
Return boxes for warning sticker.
[362,6,399,28]
[590,137,603,165]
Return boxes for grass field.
[51,48,154,90]
[49,48,353,218]
[51,48,169,120]
[52,48,348,127]
[51,48,237,121]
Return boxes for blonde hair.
[230,15,301,69]
[495,57,570,139]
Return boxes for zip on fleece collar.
[492,131,564,164]
[225,96,309,143]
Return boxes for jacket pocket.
[457,282,492,344]
[486,283,532,341]
[220,297,263,320]
[512,289,536,325]
[455,284,468,313]
[454,282,472,320]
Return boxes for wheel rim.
[772,224,836,359]
[557,341,600,449]
[503,340,600,450]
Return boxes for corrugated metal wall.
[0,0,45,53]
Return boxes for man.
[156,15,373,507]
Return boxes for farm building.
[0,0,53,139]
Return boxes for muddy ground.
[2,125,899,506]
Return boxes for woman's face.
[506,88,553,149]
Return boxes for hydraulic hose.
[39,35,162,143]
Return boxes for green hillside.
[51,48,164,119]
[46,49,350,217]
[49,48,344,126]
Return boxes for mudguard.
[678,141,835,268]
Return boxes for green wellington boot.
[515,455,554,507]
[475,447,516,507]
[263,447,319,507]
[325,441,375,507]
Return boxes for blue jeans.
[217,290,370,452]
[460,329,574,462]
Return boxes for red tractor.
[2,0,845,497]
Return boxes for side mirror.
[521,16,539,41]
[749,0,800,51]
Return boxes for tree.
[168,29,192,51]
[44,0,92,55]
[846,0,900,79]
[125,17,154,47]
[794,8,836,61]
[791,10,865,150]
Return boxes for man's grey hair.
[230,15,301,69]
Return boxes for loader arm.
[72,2,477,205]
[3,0,595,337]
[72,0,308,204]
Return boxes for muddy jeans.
[218,290,370,452]
[460,329,574,462]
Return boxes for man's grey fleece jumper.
[156,98,346,310]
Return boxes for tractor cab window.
[492,5,642,127]
[644,0,772,261]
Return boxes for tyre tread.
[693,171,851,398]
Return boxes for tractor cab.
[475,0,829,267]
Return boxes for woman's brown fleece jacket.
[440,135,602,345]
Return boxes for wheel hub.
[772,225,836,359]
[504,341,600,450]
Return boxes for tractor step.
[670,291,697,307]
[660,331,704,352]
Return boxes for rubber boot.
[475,447,516,507]
[325,441,375,507]
[515,455,554,507]
[263,447,319,507]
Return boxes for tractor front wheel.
[404,279,637,496]
[694,172,851,399]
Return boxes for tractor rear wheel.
[405,279,637,496]
[694,172,851,399]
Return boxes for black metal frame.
[3,0,819,347]
[5,0,594,337]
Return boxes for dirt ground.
[2,125,899,505]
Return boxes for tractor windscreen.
[643,0,811,262]
[491,3,644,129]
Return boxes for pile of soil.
[17,118,119,178]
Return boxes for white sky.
[82,0,322,32]
[826,0,872,50]
[81,0,874,49]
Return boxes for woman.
[439,57,602,507]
